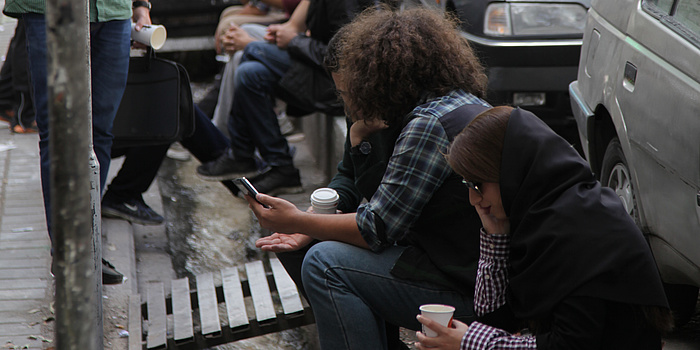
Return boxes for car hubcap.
[607,163,634,214]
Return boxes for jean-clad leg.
[23,14,51,229]
[180,105,231,163]
[302,241,475,350]
[23,14,130,238]
[228,41,293,167]
[89,20,131,194]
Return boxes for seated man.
[102,105,237,224]
[195,0,351,195]
[249,7,491,349]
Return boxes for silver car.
[570,0,700,324]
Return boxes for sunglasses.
[462,179,482,195]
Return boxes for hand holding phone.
[234,177,269,208]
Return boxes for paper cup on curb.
[419,304,455,337]
[310,188,339,214]
[131,23,167,50]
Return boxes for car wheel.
[600,137,641,226]
[663,283,699,329]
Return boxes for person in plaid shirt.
[248,6,492,349]
[416,106,673,349]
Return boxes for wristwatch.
[350,140,372,155]
[132,1,151,11]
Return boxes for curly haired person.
[247,6,492,349]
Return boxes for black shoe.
[102,195,165,225]
[249,166,303,196]
[102,259,124,285]
[196,151,258,181]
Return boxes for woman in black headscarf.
[415,106,673,349]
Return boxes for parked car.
[402,0,590,141]
[569,0,700,325]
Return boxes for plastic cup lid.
[311,188,338,204]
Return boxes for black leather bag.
[112,50,194,148]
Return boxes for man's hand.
[264,22,300,49]
[245,193,305,233]
[131,6,153,50]
[349,118,389,147]
[221,25,257,54]
[415,316,469,350]
[255,232,314,252]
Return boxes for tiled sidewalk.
[0,131,53,349]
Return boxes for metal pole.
[45,0,102,348]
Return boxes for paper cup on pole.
[419,304,455,337]
[131,23,167,50]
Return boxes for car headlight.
[484,3,587,36]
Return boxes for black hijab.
[500,108,668,320]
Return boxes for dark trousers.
[0,18,34,128]
[105,104,231,201]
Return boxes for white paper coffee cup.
[419,304,455,337]
[310,188,339,214]
[131,23,167,50]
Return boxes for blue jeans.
[228,41,293,167]
[301,241,475,350]
[24,14,131,237]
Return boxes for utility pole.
[45,0,103,348]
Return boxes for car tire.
[663,283,699,329]
[600,137,641,226]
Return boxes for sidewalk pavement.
[0,125,140,349]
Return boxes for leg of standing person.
[301,241,475,350]
[11,18,36,133]
[89,20,131,195]
[0,33,15,125]
[0,18,35,133]
[24,14,131,283]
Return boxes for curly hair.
[334,5,487,125]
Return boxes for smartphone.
[233,177,269,208]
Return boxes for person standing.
[0,17,36,133]
[3,0,153,284]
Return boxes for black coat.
[279,0,378,116]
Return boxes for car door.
[614,0,700,284]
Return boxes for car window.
[648,0,674,13]
[674,0,700,35]
[643,0,700,47]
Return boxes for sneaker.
[102,259,124,285]
[102,195,165,225]
[166,142,191,161]
[196,151,258,181]
[51,259,124,285]
[278,111,295,136]
[249,166,303,196]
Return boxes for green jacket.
[3,0,132,22]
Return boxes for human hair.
[446,106,512,183]
[332,5,487,125]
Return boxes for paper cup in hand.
[310,188,339,214]
[419,304,455,337]
[131,23,167,50]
